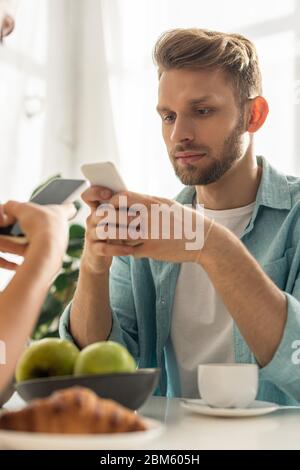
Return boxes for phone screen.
[31,179,85,205]
[0,179,86,238]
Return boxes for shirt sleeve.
[59,302,76,343]
[59,256,140,362]
[259,292,300,402]
[107,256,140,361]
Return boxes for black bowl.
[15,368,160,410]
[0,380,15,408]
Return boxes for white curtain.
[0,0,46,201]
[0,0,118,286]
[0,0,118,202]
[43,0,118,180]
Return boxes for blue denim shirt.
[60,156,300,405]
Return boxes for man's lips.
[175,152,206,164]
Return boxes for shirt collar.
[255,156,291,210]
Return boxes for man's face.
[157,68,249,186]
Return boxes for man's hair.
[153,28,262,106]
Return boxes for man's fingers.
[91,209,139,228]
[89,227,143,245]
[91,221,144,243]
[81,186,113,209]
[107,239,144,247]
[93,241,134,257]
[109,191,156,209]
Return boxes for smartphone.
[81,162,143,247]
[81,161,127,193]
[0,178,88,244]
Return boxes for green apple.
[74,341,136,376]
[15,338,79,382]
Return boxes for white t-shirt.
[167,201,255,398]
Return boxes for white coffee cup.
[197,363,258,408]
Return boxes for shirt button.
[161,299,166,305]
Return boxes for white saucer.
[180,399,279,417]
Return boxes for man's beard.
[171,118,245,186]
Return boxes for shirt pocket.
[261,246,296,290]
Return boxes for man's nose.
[170,116,195,143]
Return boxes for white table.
[3,393,300,450]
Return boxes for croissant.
[0,386,146,434]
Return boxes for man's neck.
[195,154,262,210]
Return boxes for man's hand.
[81,186,135,274]
[98,190,209,264]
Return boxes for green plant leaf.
[67,269,79,282]
[62,260,73,270]
[31,206,86,339]
[33,327,59,340]
[67,239,84,258]
[67,249,83,258]
[43,330,59,338]
[54,273,69,291]
[67,239,84,249]
[69,224,85,240]
[34,294,63,330]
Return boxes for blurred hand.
[0,201,76,271]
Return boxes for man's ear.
[246,96,269,133]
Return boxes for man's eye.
[196,108,212,115]
[162,114,175,123]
